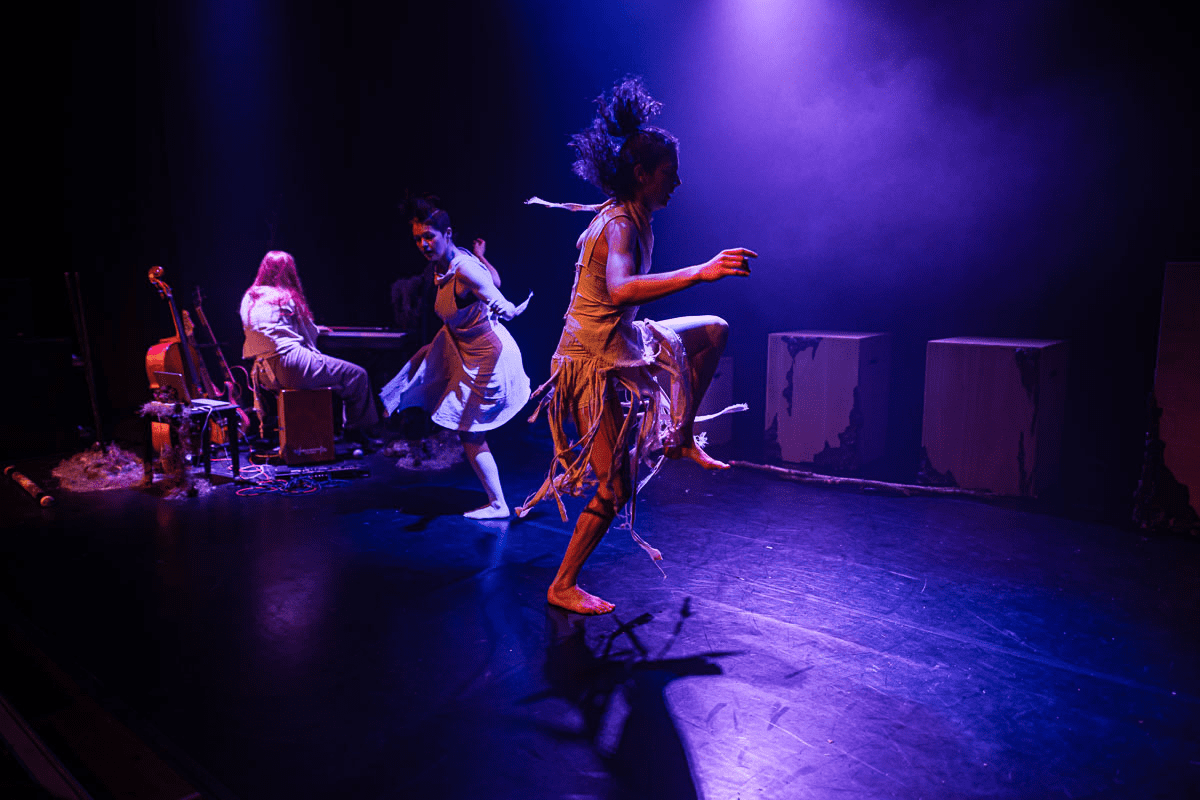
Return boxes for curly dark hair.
[403,193,451,233]
[570,76,679,202]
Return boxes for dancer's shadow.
[526,600,738,800]
[392,485,490,531]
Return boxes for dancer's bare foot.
[464,501,509,520]
[547,584,615,615]
[666,443,730,470]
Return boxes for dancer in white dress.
[518,77,757,614]
[380,197,531,519]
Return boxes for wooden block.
[279,388,335,465]
[695,356,735,445]
[765,331,891,469]
[1150,262,1200,521]
[921,337,1068,496]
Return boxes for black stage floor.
[2,428,1197,799]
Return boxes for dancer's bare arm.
[472,238,503,288]
[456,256,522,320]
[605,218,756,308]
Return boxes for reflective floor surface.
[2,428,1197,799]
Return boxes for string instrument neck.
[147,266,204,397]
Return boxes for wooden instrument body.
[146,268,207,400]
[145,339,189,393]
[146,267,230,449]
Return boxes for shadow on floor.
[529,599,737,800]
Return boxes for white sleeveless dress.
[379,251,530,432]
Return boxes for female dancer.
[240,250,379,440]
[380,197,532,520]
[518,77,757,614]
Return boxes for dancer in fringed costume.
[517,77,757,614]
[381,196,532,520]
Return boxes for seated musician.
[240,250,381,445]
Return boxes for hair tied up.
[402,191,451,232]
[602,75,663,138]
[570,76,678,202]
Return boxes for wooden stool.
[765,331,891,470]
[143,400,242,483]
[921,337,1068,496]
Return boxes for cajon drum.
[279,388,335,465]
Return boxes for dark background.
[20,0,1197,523]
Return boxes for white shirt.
[239,285,319,359]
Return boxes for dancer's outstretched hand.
[489,298,516,320]
[512,290,533,317]
[490,291,532,321]
[698,248,757,282]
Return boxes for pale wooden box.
[1154,263,1200,516]
[765,332,890,469]
[921,337,1068,496]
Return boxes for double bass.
[146,267,251,441]
[146,266,210,401]
[146,265,215,454]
